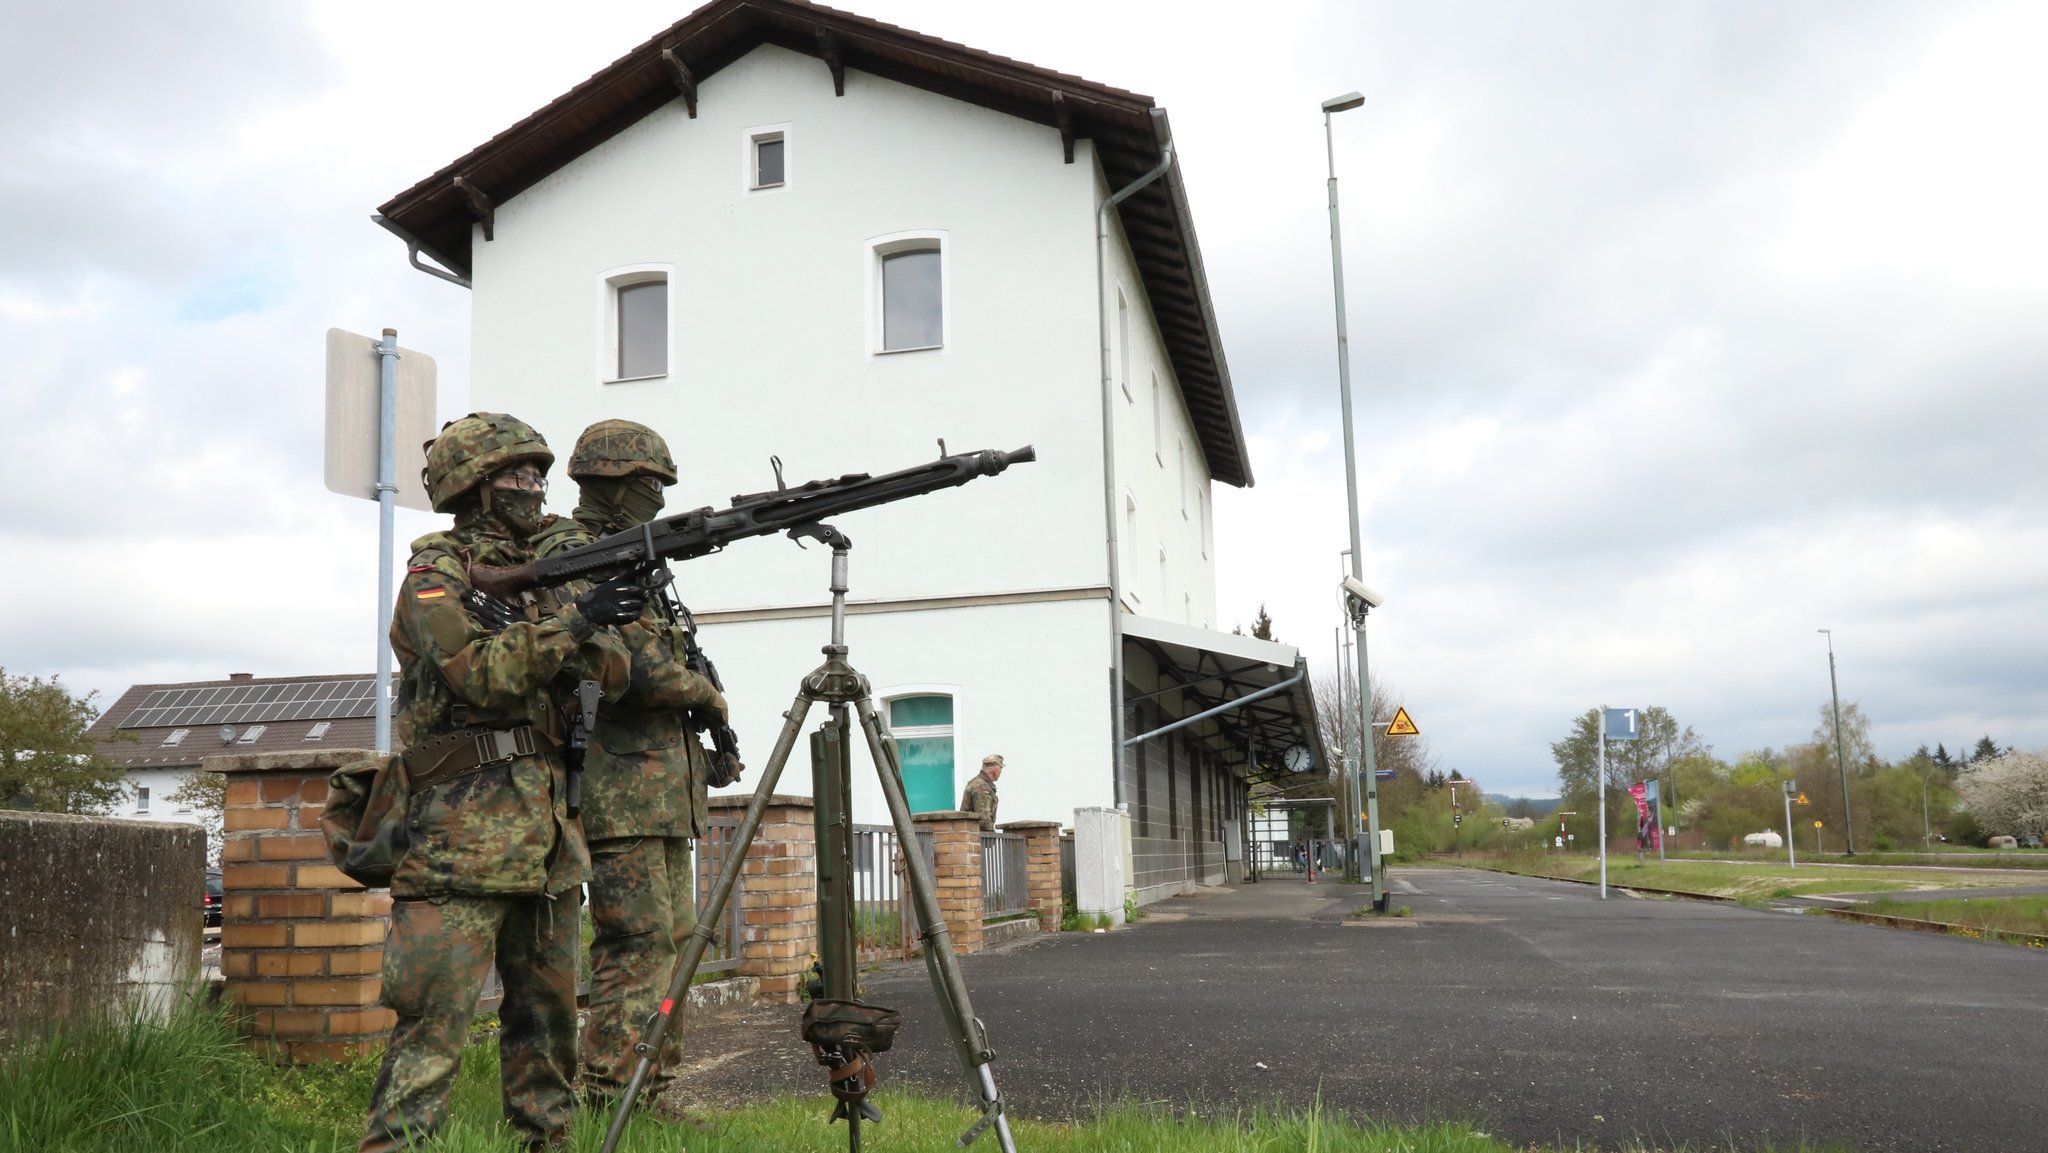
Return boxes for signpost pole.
[373,329,399,755]
[1783,782,1797,869]
[1597,707,1608,900]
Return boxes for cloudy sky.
[5,0,2042,797]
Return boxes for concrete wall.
[0,811,204,1050]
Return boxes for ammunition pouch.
[402,723,561,794]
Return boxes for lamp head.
[1322,92,1365,113]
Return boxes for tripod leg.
[854,696,1017,1153]
[598,688,817,1153]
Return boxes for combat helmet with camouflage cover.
[567,419,677,485]
[421,412,554,511]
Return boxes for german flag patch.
[416,586,449,601]
[408,564,435,574]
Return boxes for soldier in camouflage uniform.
[531,419,730,1108]
[961,754,1003,832]
[361,413,646,1153]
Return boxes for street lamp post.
[1818,629,1855,855]
[1323,90,1385,911]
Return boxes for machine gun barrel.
[469,444,1034,598]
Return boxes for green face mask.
[491,489,547,537]
[616,481,666,527]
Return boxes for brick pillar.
[1000,820,1063,932]
[708,794,816,1004]
[210,750,393,1064]
[913,811,984,956]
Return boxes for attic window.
[161,728,190,747]
[304,721,332,741]
[237,724,267,744]
[752,133,785,189]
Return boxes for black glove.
[463,589,524,633]
[574,578,648,626]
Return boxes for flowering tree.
[1957,750,2048,842]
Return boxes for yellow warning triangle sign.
[1386,706,1420,736]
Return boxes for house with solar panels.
[86,673,382,833]
[370,0,1326,902]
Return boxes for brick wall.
[1000,820,1064,931]
[210,750,393,1064]
[709,794,817,1003]
[913,811,984,956]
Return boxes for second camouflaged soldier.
[534,419,731,1109]
[364,413,643,1153]
[961,754,1002,831]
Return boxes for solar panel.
[119,678,385,729]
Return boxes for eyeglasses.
[491,465,547,493]
[635,475,665,494]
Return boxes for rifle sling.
[402,724,562,794]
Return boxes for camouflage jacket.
[960,771,999,832]
[389,520,618,898]
[533,517,724,842]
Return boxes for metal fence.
[981,831,1030,919]
[694,813,745,976]
[850,823,931,961]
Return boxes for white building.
[376,0,1324,900]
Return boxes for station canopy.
[1120,615,1328,785]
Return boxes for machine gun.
[468,444,1035,600]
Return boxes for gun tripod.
[600,525,1017,1153]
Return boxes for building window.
[751,132,785,189]
[1151,373,1163,463]
[1198,488,1209,558]
[879,247,942,352]
[304,721,331,741]
[161,728,189,747]
[237,724,267,744]
[614,279,668,380]
[887,694,956,814]
[1117,290,1131,401]
[135,786,150,813]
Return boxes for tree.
[1812,701,1876,770]
[0,669,131,814]
[1551,706,1708,842]
[1932,743,1953,771]
[1957,750,2048,842]
[1249,604,1278,642]
[1968,735,2005,764]
[170,770,226,864]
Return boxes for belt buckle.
[473,728,522,766]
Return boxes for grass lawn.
[0,1002,1859,1153]
[1849,893,2048,938]
[1481,855,2038,903]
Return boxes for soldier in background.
[533,419,730,1111]
[364,413,645,1153]
[961,754,1002,831]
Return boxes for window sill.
[877,343,943,355]
[749,182,787,192]
[605,373,669,385]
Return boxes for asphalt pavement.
[663,867,2048,1151]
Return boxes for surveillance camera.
[1340,576,1385,612]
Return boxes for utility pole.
[1819,629,1855,855]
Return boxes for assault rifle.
[654,582,745,788]
[468,443,1035,599]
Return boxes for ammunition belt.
[402,724,560,794]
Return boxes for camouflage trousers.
[582,834,696,1099]
[360,892,580,1153]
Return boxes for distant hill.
[1487,793,1561,817]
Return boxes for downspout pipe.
[1097,107,1175,806]
[372,215,472,289]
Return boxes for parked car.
[203,869,223,927]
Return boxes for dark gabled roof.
[88,673,385,768]
[375,0,1251,487]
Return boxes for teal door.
[889,695,955,814]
